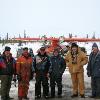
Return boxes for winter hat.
[23,47,28,51]
[40,47,45,51]
[71,43,78,48]
[5,46,11,51]
[53,48,59,53]
[92,43,98,49]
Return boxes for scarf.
[71,50,78,64]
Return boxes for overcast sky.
[0,0,100,38]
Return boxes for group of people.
[0,42,100,100]
[32,47,66,99]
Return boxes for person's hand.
[17,74,22,81]
[34,73,36,77]
[0,62,6,68]
[87,72,91,77]
[46,73,50,78]
[13,75,17,82]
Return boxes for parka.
[87,51,100,77]
[0,54,16,75]
[49,55,66,76]
[16,54,33,80]
[65,48,88,73]
[32,52,51,75]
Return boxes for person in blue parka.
[0,46,16,100]
[87,43,100,99]
[49,48,66,98]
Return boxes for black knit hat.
[92,43,98,49]
[5,46,11,51]
[23,47,28,50]
[71,43,78,48]
[40,47,45,51]
[53,48,59,53]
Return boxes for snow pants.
[71,72,85,95]
[0,75,12,100]
[50,74,62,96]
[18,80,29,98]
[91,77,100,97]
[35,75,49,97]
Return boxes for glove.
[12,75,17,87]
[87,72,91,77]
[46,73,50,78]
[17,74,22,81]
[33,73,36,77]
[13,77,17,82]
[30,72,34,80]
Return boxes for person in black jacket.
[49,48,66,98]
[32,47,51,99]
[87,43,100,99]
[0,46,16,100]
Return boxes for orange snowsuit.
[16,55,33,98]
[65,48,88,95]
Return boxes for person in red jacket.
[0,46,16,100]
[16,47,33,100]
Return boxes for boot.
[71,94,78,98]
[6,96,14,100]
[35,95,41,99]
[23,96,29,100]
[1,97,7,100]
[80,94,85,98]
[18,96,22,100]
[89,93,96,98]
[44,95,49,99]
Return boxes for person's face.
[71,47,78,52]
[53,51,59,56]
[92,47,98,54]
[40,50,45,55]
[23,50,28,55]
[5,51,10,57]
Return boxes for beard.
[71,50,78,64]
[23,53,29,59]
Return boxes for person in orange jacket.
[16,47,33,100]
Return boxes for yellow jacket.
[65,48,88,73]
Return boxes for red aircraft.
[12,37,100,54]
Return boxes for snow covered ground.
[0,42,99,100]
